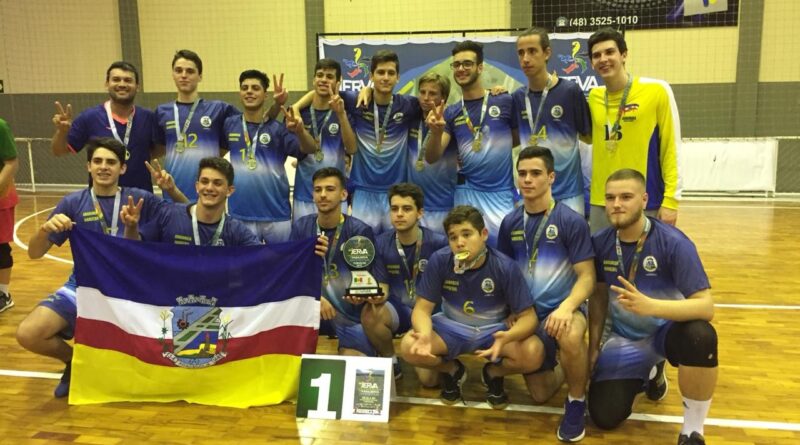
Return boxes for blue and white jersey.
[293,106,352,203]
[68,104,158,192]
[140,203,260,246]
[417,247,532,327]
[592,218,710,340]
[155,99,239,201]
[48,187,166,290]
[372,227,448,308]
[223,116,302,222]
[342,91,420,192]
[291,214,376,324]
[444,93,517,192]
[512,80,591,201]
[407,120,458,211]
[497,203,594,319]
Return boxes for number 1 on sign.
[308,373,337,419]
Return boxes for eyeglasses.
[450,60,477,70]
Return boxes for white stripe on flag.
[77,287,320,339]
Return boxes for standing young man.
[587,28,681,231]
[0,118,19,313]
[400,205,536,409]
[497,146,594,442]
[589,169,717,445]
[342,50,420,234]
[221,70,315,243]
[292,59,356,221]
[51,61,159,191]
[367,183,448,381]
[290,167,378,355]
[16,137,172,398]
[513,28,591,215]
[426,41,519,247]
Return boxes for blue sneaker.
[54,362,71,398]
[440,359,466,405]
[557,398,586,442]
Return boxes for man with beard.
[220,70,316,243]
[51,61,159,192]
[588,169,717,445]
[425,41,519,247]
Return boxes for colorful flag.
[68,227,322,407]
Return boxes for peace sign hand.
[272,73,288,106]
[119,195,143,228]
[611,276,656,317]
[329,81,345,114]
[425,101,446,133]
[145,159,176,193]
[282,106,305,134]
[52,101,73,132]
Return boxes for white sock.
[567,394,585,403]
[0,284,8,294]
[681,397,711,435]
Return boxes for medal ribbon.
[460,92,489,147]
[604,74,633,142]
[614,216,651,285]
[524,75,552,142]
[104,101,133,147]
[522,199,555,274]
[172,100,200,145]
[191,204,226,246]
[90,187,121,236]
[395,227,423,300]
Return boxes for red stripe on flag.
[74,318,318,367]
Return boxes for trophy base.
[345,287,384,298]
[346,270,383,298]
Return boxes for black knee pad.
[665,320,718,368]
[588,379,641,430]
[0,243,12,269]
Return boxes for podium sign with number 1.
[296,354,392,423]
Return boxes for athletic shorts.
[0,207,14,243]
[591,321,672,383]
[37,286,77,340]
[351,188,391,234]
[432,312,507,361]
[241,220,291,244]
[454,187,514,248]
[530,305,587,373]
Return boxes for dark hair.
[517,145,555,173]
[239,69,269,89]
[606,168,645,187]
[443,205,485,233]
[370,50,399,73]
[418,72,451,100]
[587,27,627,57]
[452,40,484,64]
[198,157,234,185]
[172,49,203,75]
[517,27,551,52]
[106,61,140,84]
[85,137,126,165]
[315,58,342,81]
[388,183,424,211]
[312,167,347,189]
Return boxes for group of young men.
[7,26,713,445]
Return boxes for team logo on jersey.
[200,116,212,128]
[158,294,232,369]
[551,105,564,119]
[328,123,340,135]
[488,105,501,118]
[481,278,495,294]
[259,133,271,145]
[621,104,639,122]
[419,259,428,272]
[546,224,558,240]
[392,112,404,122]
[643,255,658,273]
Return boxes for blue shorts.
[420,210,449,236]
[529,304,587,373]
[241,220,291,244]
[38,286,77,340]
[351,188,391,234]
[454,187,514,247]
[293,199,347,222]
[432,313,506,361]
[394,300,412,335]
[591,321,672,383]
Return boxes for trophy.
[343,235,383,298]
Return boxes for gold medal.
[455,251,470,261]
[315,150,324,162]
[247,158,257,170]
[175,139,185,153]
[606,139,618,152]
[415,160,424,172]
[472,135,482,152]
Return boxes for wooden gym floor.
[0,193,799,444]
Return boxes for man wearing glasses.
[424,41,519,247]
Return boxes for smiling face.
[105,68,138,105]
[87,147,125,189]
[313,68,339,98]
[195,167,233,210]
[590,39,627,83]
[451,50,482,89]
[239,78,267,111]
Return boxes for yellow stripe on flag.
[69,344,301,408]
